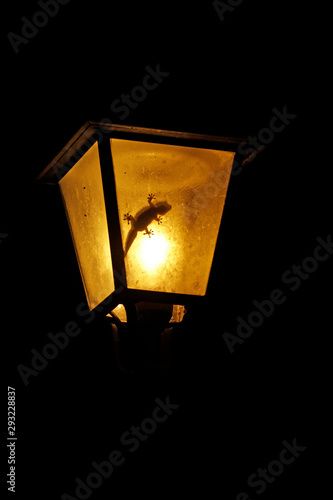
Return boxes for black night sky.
[2,1,330,499]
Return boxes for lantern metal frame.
[37,122,252,314]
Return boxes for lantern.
[37,122,248,370]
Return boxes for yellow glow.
[111,138,235,296]
[108,303,186,323]
[136,233,169,272]
[109,304,127,322]
[59,142,114,310]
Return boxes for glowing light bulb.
[136,233,169,271]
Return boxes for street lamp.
[37,122,248,371]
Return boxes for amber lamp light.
[37,123,248,371]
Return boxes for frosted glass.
[111,139,234,296]
[59,142,114,310]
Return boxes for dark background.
[2,1,330,499]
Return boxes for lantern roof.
[36,122,250,185]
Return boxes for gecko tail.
[124,229,137,257]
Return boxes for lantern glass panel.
[111,138,234,296]
[59,142,115,310]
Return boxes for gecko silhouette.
[123,193,172,256]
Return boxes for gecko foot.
[156,215,163,225]
[123,212,133,224]
[147,193,156,204]
[143,228,154,238]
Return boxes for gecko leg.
[123,212,135,225]
[147,193,156,205]
[155,215,163,225]
[143,228,154,238]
